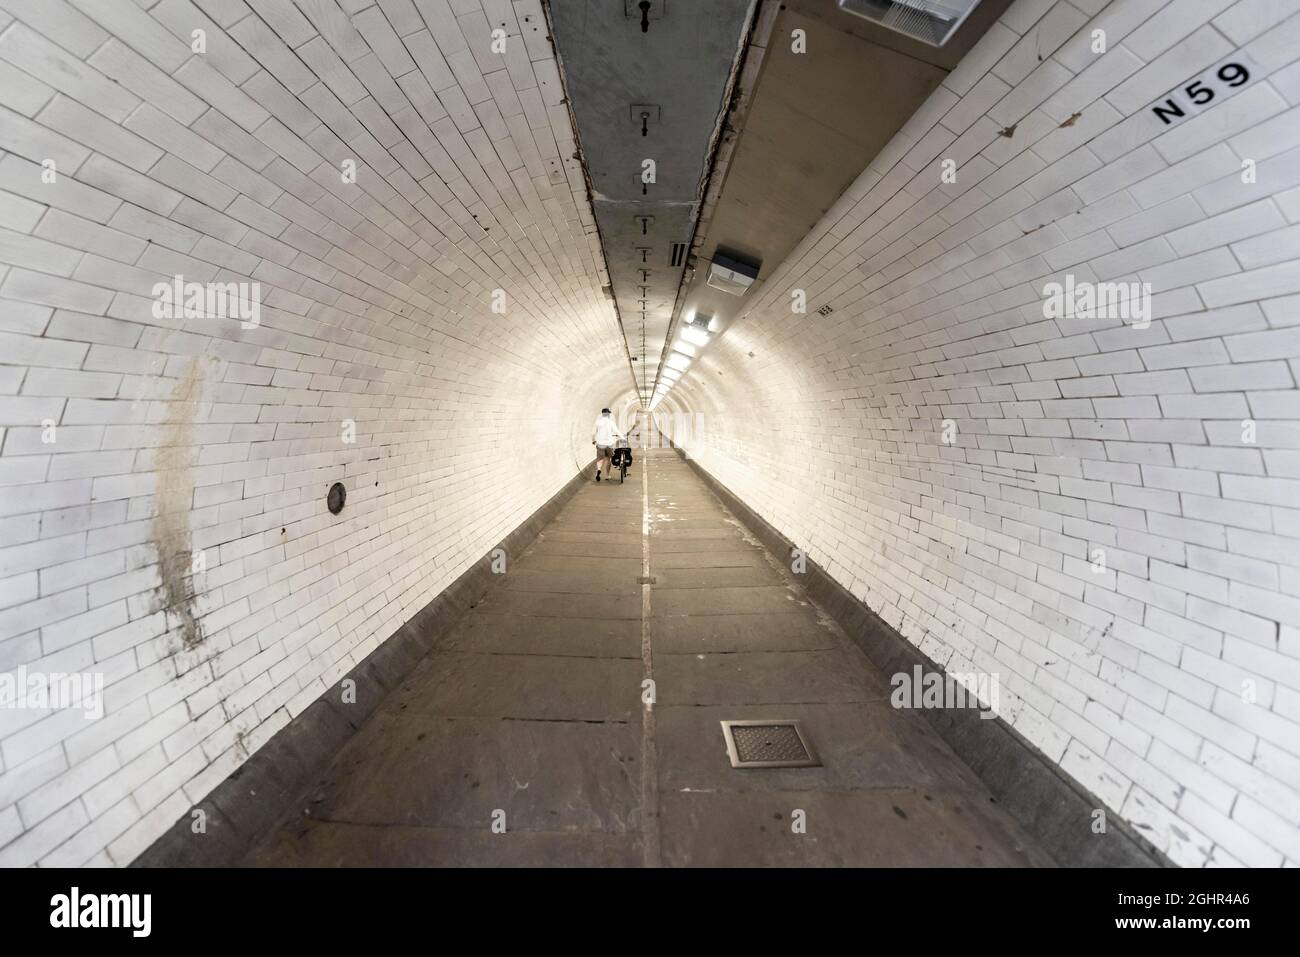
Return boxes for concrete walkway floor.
[246,450,1053,866]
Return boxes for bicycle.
[610,439,632,483]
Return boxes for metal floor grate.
[721,720,820,769]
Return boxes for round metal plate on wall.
[327,482,346,515]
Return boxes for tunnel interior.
[0,0,1299,869]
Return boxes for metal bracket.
[630,103,661,136]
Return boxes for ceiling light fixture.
[706,251,760,296]
[680,324,710,346]
[836,0,982,47]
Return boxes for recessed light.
[836,0,981,47]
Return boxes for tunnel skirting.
[136,441,1171,868]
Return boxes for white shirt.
[593,414,621,446]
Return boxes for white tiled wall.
[0,0,628,866]
[674,0,1300,866]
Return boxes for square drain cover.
[721,720,820,769]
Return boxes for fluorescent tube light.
[680,325,710,346]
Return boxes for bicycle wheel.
[619,463,626,483]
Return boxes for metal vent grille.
[670,242,688,267]
[836,0,982,47]
[721,720,820,768]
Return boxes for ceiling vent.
[706,252,760,297]
[836,0,982,47]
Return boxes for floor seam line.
[640,457,661,868]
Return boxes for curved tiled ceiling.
[658,0,1011,406]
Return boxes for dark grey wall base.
[673,448,1170,869]
[133,463,593,867]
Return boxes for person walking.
[592,407,623,482]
